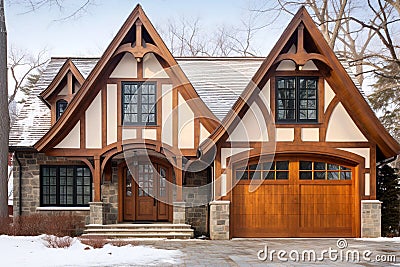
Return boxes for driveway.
[139,238,400,266]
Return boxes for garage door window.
[236,161,289,180]
[299,161,352,180]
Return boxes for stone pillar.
[173,202,186,224]
[210,200,230,240]
[89,202,105,225]
[361,200,382,238]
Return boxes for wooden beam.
[135,19,142,48]
[175,156,183,202]
[94,156,101,202]
[67,71,73,95]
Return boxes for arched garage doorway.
[230,154,360,237]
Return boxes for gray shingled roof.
[9,56,363,148]
[9,58,98,147]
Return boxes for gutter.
[14,153,22,216]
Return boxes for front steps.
[82,223,194,239]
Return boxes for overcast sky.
[5,0,286,57]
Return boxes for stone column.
[361,200,382,238]
[173,202,186,224]
[210,200,230,240]
[89,202,105,225]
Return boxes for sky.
[5,0,282,58]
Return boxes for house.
[9,4,400,239]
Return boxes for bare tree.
[0,0,94,217]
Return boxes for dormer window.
[56,100,68,121]
[276,77,318,123]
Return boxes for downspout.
[15,152,22,216]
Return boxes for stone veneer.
[13,152,90,223]
[183,168,211,236]
[361,200,382,238]
[101,161,119,225]
[209,200,230,240]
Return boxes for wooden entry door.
[123,162,170,221]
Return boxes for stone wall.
[183,168,211,236]
[209,201,230,240]
[102,161,119,224]
[361,200,382,238]
[13,152,90,225]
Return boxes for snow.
[0,235,183,266]
[356,237,400,242]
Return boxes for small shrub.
[0,217,13,235]
[79,235,108,249]
[110,240,138,247]
[42,235,74,248]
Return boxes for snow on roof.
[9,56,363,147]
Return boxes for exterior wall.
[361,200,382,237]
[12,152,90,224]
[183,168,211,236]
[209,201,230,240]
[102,161,119,224]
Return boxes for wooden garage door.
[232,160,356,237]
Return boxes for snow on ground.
[356,237,400,242]
[0,235,183,266]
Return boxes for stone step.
[81,232,193,239]
[85,223,192,229]
[83,223,194,239]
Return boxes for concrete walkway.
[138,238,400,266]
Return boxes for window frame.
[40,165,92,207]
[55,99,68,121]
[275,76,319,123]
[121,82,157,126]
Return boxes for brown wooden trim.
[80,116,85,149]
[107,78,171,83]
[370,144,377,199]
[117,82,122,142]
[93,156,101,202]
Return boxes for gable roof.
[33,4,220,151]
[199,6,400,159]
[39,59,85,104]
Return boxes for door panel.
[123,162,171,221]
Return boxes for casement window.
[56,99,68,121]
[276,77,318,123]
[122,82,157,125]
[40,166,92,207]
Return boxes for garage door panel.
[232,159,356,237]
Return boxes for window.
[276,77,318,122]
[122,82,157,125]
[40,166,92,206]
[236,161,289,180]
[299,161,352,180]
[56,100,68,121]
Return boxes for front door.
[123,162,171,221]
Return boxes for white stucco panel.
[59,84,68,95]
[276,60,296,71]
[55,121,80,149]
[107,84,118,145]
[220,174,227,197]
[301,128,319,142]
[142,129,157,140]
[276,128,294,142]
[161,84,173,146]
[199,123,210,144]
[122,129,137,140]
[221,147,252,169]
[338,147,370,168]
[228,102,268,142]
[364,173,370,196]
[85,91,102,148]
[178,93,194,149]
[110,53,137,78]
[259,80,271,113]
[326,103,368,142]
[324,81,336,112]
[143,53,169,78]
[302,60,318,71]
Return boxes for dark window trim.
[275,76,319,123]
[40,165,92,207]
[121,81,157,126]
[56,99,68,121]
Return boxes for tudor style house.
[9,5,400,239]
